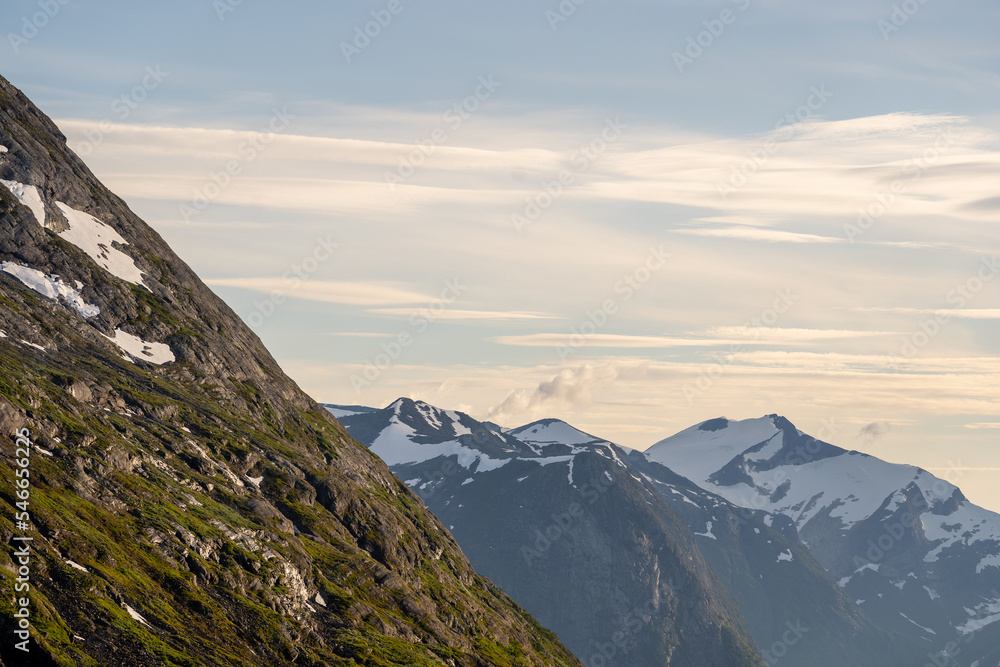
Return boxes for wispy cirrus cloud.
[324,332,396,338]
[848,307,1000,319]
[489,334,765,348]
[204,278,431,305]
[59,112,1000,230]
[707,327,902,340]
[491,328,902,349]
[672,225,980,252]
[369,308,561,321]
[673,227,846,244]
[734,351,1000,374]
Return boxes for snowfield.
[56,202,146,286]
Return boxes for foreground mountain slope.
[0,74,581,667]
[330,399,769,667]
[646,415,1000,667]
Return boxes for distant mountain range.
[647,415,1000,665]
[327,400,765,667]
[328,399,1000,667]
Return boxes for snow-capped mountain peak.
[645,415,785,484]
[645,414,974,537]
[508,418,607,447]
[645,413,1000,650]
[325,398,535,470]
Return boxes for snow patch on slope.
[899,613,936,636]
[976,553,1000,574]
[448,411,472,435]
[55,202,146,286]
[695,521,717,540]
[122,603,152,628]
[1,180,46,226]
[102,329,174,365]
[745,432,784,462]
[1,262,100,317]
[370,419,509,472]
[922,502,1000,563]
[416,401,443,429]
[65,560,89,573]
[958,597,1000,635]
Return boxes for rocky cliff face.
[0,74,582,667]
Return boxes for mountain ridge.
[329,398,940,667]
[647,413,1000,665]
[0,74,582,667]
[329,399,767,667]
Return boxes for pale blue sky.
[3,0,1000,507]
